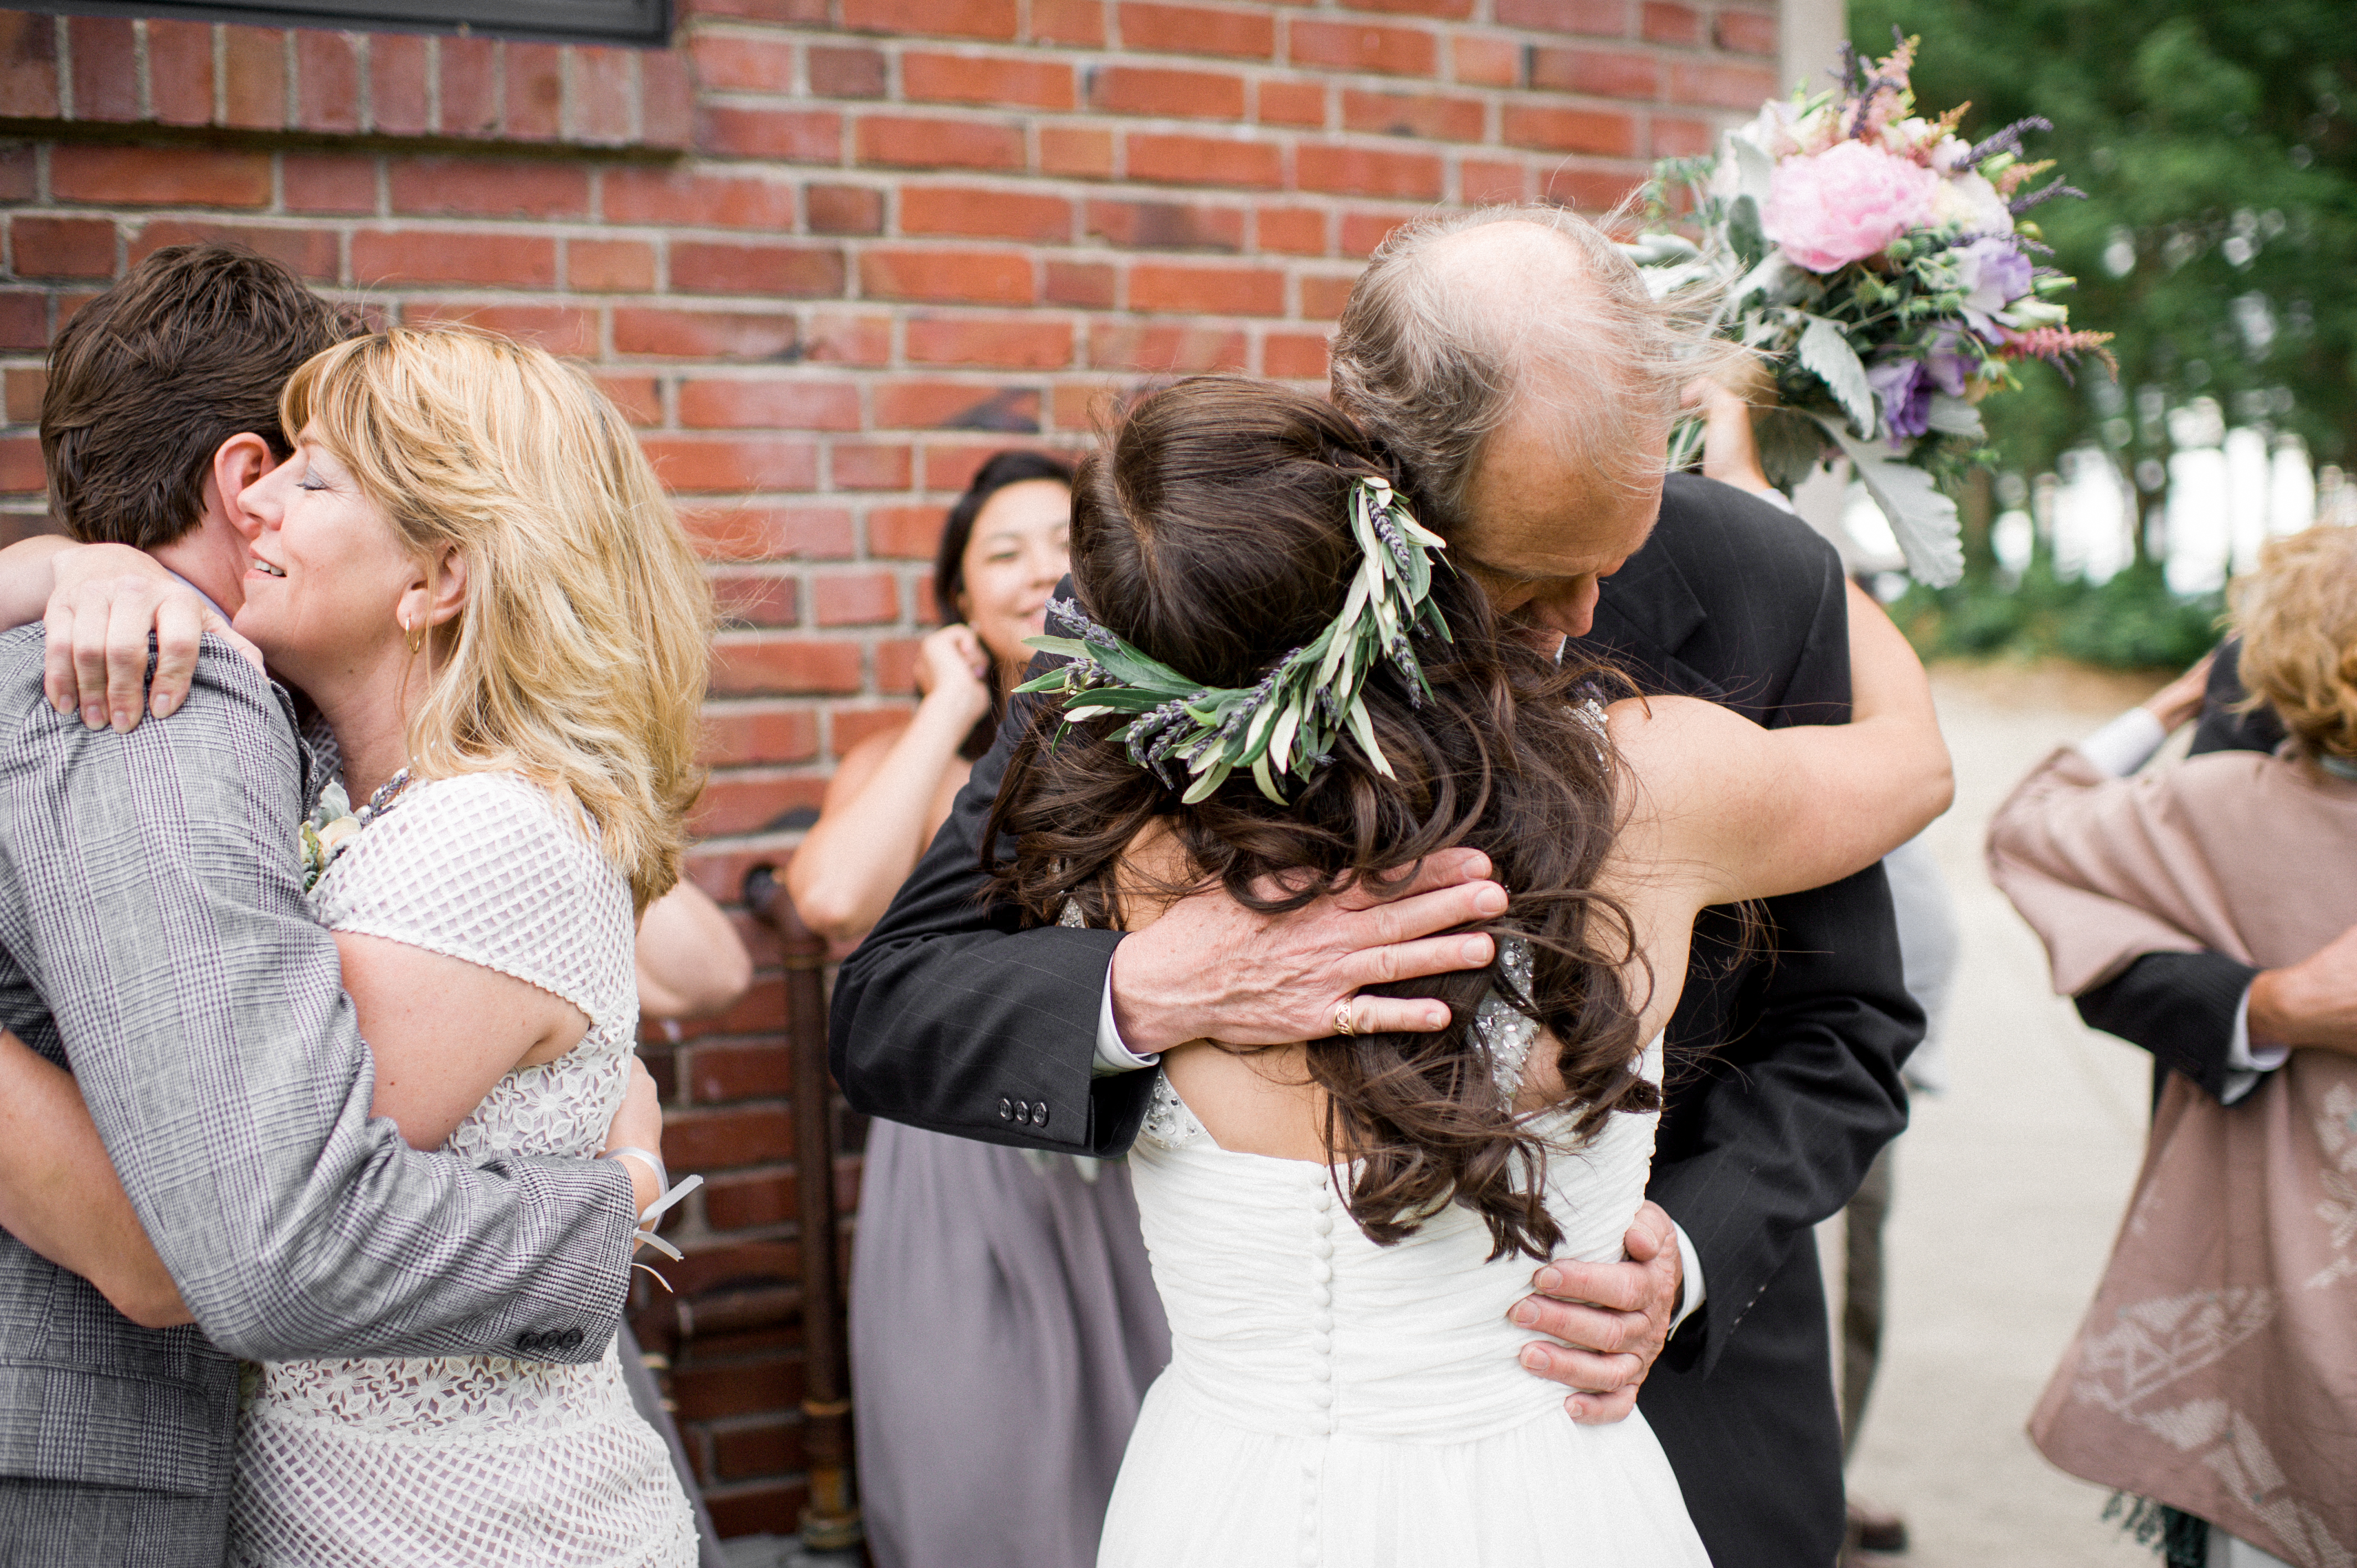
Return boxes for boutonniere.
[300,780,358,893]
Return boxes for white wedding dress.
[228,771,697,1568]
[1099,941,1707,1567]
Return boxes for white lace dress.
[1099,941,1707,1567]
[227,771,697,1568]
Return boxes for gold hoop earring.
[403,618,422,658]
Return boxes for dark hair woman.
[791,452,1170,1568]
[987,378,1950,1565]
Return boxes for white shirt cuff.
[1094,966,1162,1077]
[2222,988,2291,1106]
[2075,706,2169,778]
[1669,1220,1705,1332]
[1751,487,1795,514]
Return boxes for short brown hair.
[40,244,354,550]
[2229,524,2357,761]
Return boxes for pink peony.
[1762,140,1939,274]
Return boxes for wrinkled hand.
[43,544,260,731]
[2250,923,2357,1055]
[2140,649,2216,734]
[1684,374,1775,498]
[914,622,992,726]
[602,1058,667,1215]
[1508,1200,1682,1425]
[1108,847,1507,1054]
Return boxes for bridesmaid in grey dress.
[787,452,1171,1568]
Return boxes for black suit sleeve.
[2068,638,2273,1100]
[828,590,1157,1158]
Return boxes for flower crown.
[1017,474,1452,804]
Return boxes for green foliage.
[1890,563,2225,670]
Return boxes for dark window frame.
[22,0,672,48]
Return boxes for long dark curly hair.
[985,377,1656,1263]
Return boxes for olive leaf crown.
[1017,474,1453,804]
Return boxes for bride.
[985,378,1949,1565]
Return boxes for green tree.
[1847,0,2357,558]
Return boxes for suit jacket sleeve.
[1582,476,1918,1376]
[0,635,637,1363]
[829,590,1157,1157]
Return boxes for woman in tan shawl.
[1988,524,2357,1568]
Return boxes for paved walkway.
[1835,662,2179,1566]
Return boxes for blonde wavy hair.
[282,325,712,911]
[2229,524,2357,763]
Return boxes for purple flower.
[1867,358,1931,444]
[1924,330,1972,396]
[1953,238,2034,338]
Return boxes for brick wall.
[0,0,1778,1534]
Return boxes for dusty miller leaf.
[1798,316,1877,438]
[1814,415,1965,587]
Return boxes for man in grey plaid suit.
[0,246,645,1565]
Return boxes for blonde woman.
[0,327,713,1565]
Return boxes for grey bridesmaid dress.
[850,1119,1170,1568]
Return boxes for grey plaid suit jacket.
[0,630,637,1561]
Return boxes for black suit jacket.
[2073,639,2284,1099]
[830,474,1918,1567]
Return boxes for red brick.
[697,0,828,20]
[145,20,210,126]
[0,148,28,203]
[709,573,802,628]
[404,300,596,355]
[1650,115,1715,158]
[1128,261,1284,316]
[1530,44,1658,96]
[1299,272,1357,320]
[679,378,861,431]
[1088,64,1244,119]
[687,1036,796,1103]
[873,633,925,689]
[1087,198,1243,251]
[5,367,45,423]
[1038,127,1114,178]
[874,381,1040,431]
[1031,0,1107,45]
[220,27,287,130]
[699,704,818,762]
[1296,143,1444,198]
[1640,1,1699,44]
[900,185,1072,243]
[805,183,883,235]
[351,229,555,287]
[1714,8,1777,56]
[867,505,948,557]
[568,238,656,292]
[389,157,588,219]
[905,315,1074,368]
[856,115,1023,172]
[130,218,335,282]
[1263,329,1330,379]
[292,29,361,133]
[1492,0,1628,35]
[68,18,138,122]
[0,13,59,122]
[1347,0,1471,16]
[1339,209,1414,257]
[502,42,563,140]
[692,771,826,836]
[1502,104,1637,155]
[707,1412,809,1478]
[0,293,47,351]
[842,0,1018,39]
[1542,164,1642,210]
[859,247,1031,305]
[1118,2,1274,58]
[50,147,271,208]
[700,105,844,162]
[1342,87,1484,142]
[1088,320,1248,372]
[364,32,430,136]
[683,505,855,560]
[617,306,801,358]
[1257,78,1326,128]
[11,218,114,278]
[904,50,1073,110]
[605,168,799,230]
[1044,260,1115,307]
[1668,60,1777,109]
[802,311,893,364]
[704,1481,809,1540]
[806,43,886,96]
[1126,133,1283,189]
[665,1103,796,1169]
[439,35,500,137]
[671,1355,805,1425]
[0,436,44,494]
[808,569,901,627]
[830,441,914,489]
[644,437,822,494]
[1451,34,1520,86]
[279,154,376,215]
[591,373,661,425]
[1257,205,1326,255]
[671,241,846,298]
[568,47,637,145]
[1288,19,1435,78]
[1459,155,1529,203]
[832,703,923,751]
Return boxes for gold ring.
[1334,999,1356,1037]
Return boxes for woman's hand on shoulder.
[913,622,992,727]
[41,544,261,732]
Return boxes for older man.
[832,205,1923,1566]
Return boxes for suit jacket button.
[1032,1102,1049,1127]
[999,1097,1013,1120]
[514,1331,542,1355]
[1013,1099,1030,1121]
[559,1327,584,1352]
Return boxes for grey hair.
[1329,203,1741,530]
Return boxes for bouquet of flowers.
[1628,33,2112,585]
